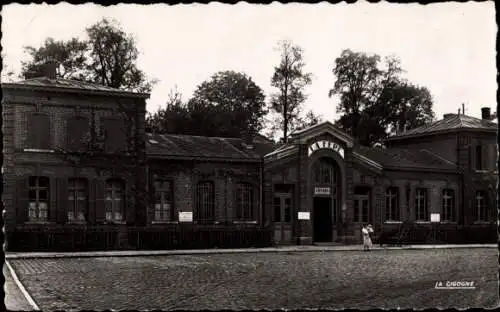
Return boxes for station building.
[2,69,497,250]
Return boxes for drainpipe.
[260,159,263,227]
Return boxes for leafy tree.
[188,70,267,137]
[330,49,435,146]
[147,71,267,138]
[270,40,312,143]
[21,37,88,80]
[20,18,156,93]
[146,87,191,134]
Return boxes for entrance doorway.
[273,192,293,244]
[313,197,332,242]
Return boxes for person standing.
[362,225,371,251]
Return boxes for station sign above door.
[314,187,331,196]
[308,139,344,158]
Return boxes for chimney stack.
[481,107,491,120]
[43,60,58,80]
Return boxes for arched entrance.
[311,157,341,242]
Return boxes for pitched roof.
[387,114,497,140]
[354,145,456,171]
[2,77,149,98]
[146,133,275,161]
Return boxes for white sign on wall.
[314,187,331,196]
[179,211,193,222]
[430,213,440,223]
[308,139,345,158]
[298,212,310,220]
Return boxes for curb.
[5,244,497,259]
[5,260,40,311]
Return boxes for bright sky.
[2,2,497,122]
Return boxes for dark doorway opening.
[313,197,332,242]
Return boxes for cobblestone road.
[8,248,499,310]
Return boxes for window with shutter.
[67,117,90,151]
[28,114,51,149]
[101,118,127,153]
[475,145,483,170]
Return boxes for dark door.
[313,197,332,242]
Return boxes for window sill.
[24,221,55,225]
[415,221,430,224]
[233,221,258,224]
[23,148,55,153]
[151,221,178,224]
[384,220,403,224]
[66,221,87,225]
[103,221,126,225]
[473,221,493,225]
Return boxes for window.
[28,176,50,221]
[28,114,50,149]
[105,179,125,222]
[415,188,428,221]
[385,187,399,221]
[68,178,87,222]
[154,179,174,221]
[441,189,454,221]
[196,181,215,223]
[354,187,370,223]
[100,117,127,153]
[475,191,488,221]
[67,116,90,151]
[236,182,253,221]
[273,196,291,222]
[313,158,339,185]
[475,145,483,170]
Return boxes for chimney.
[43,60,58,80]
[481,107,491,120]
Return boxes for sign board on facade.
[314,187,331,196]
[298,212,310,220]
[308,140,345,158]
[430,213,440,223]
[179,211,193,222]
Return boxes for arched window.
[313,158,340,185]
[236,182,253,221]
[196,181,215,223]
[385,187,399,221]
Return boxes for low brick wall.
[377,222,497,245]
[6,224,274,252]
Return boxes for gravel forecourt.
[8,248,498,311]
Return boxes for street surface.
[6,248,498,310]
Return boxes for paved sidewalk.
[5,243,497,259]
[3,264,36,311]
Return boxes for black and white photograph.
[2,2,498,311]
